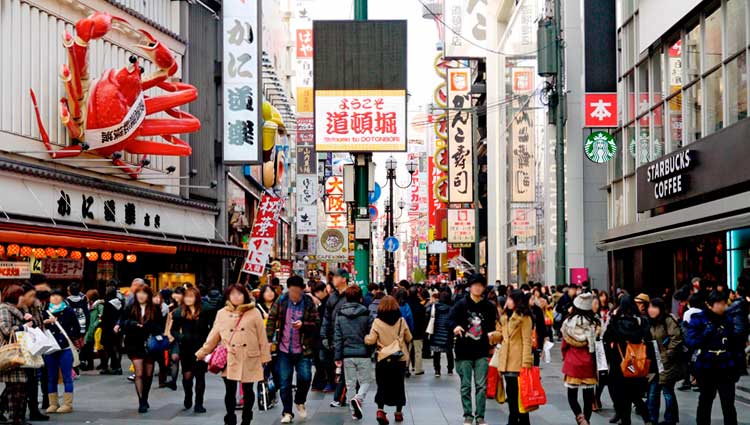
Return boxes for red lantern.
[45,247,56,257]
[56,248,68,257]
[0,246,5,257]
[20,246,32,257]
[126,254,137,263]
[85,251,99,261]
[32,248,46,259]
[101,251,112,261]
[70,251,82,260]
[7,244,19,256]
[113,253,124,262]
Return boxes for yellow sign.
[297,87,314,113]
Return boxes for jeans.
[277,352,312,415]
[647,380,678,424]
[433,350,454,374]
[44,349,74,393]
[504,374,530,425]
[410,340,423,374]
[696,373,737,425]
[343,357,372,404]
[456,358,488,420]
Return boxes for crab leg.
[112,156,145,179]
[29,89,84,159]
[144,84,197,115]
[59,98,83,140]
[139,116,201,137]
[124,137,192,156]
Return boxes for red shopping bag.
[519,367,546,409]
[486,364,499,398]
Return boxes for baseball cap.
[334,268,350,280]
[634,293,650,304]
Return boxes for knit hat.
[466,273,487,287]
[573,292,594,311]
[635,293,650,304]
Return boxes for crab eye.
[129,55,137,64]
[139,66,144,75]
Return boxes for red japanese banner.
[242,195,284,276]
[428,156,447,240]
[296,29,313,58]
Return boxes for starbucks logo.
[584,131,617,164]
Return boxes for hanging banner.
[317,201,349,261]
[296,174,317,235]
[242,195,284,276]
[297,117,315,145]
[0,262,31,279]
[429,154,448,241]
[447,208,476,244]
[511,207,536,239]
[223,0,262,164]
[510,100,536,202]
[39,258,84,280]
[296,145,317,174]
[443,0,488,59]
[447,68,474,203]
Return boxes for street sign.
[584,131,617,163]
[369,205,379,220]
[384,236,400,253]
[584,93,618,127]
[369,182,382,203]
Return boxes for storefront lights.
[0,246,5,257]
[20,246,32,257]
[85,251,99,261]
[101,251,112,261]
[126,254,137,263]
[45,247,56,257]
[56,248,68,257]
[7,245,19,256]
[32,248,46,258]
[113,253,124,262]
[70,251,82,260]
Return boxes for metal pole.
[554,0,567,285]
[472,110,480,271]
[388,169,395,291]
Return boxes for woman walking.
[490,290,533,425]
[196,284,271,425]
[0,285,35,425]
[99,286,124,375]
[43,288,81,414]
[560,292,600,425]
[646,298,683,425]
[121,283,166,413]
[365,295,412,425]
[427,291,454,376]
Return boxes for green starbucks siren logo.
[584,131,617,164]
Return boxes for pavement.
[26,348,750,425]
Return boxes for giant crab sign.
[29,11,200,178]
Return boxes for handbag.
[94,328,104,352]
[146,334,170,355]
[208,312,246,374]
[16,331,44,369]
[0,331,25,371]
[425,304,436,335]
[42,329,61,355]
[378,320,405,362]
[256,380,273,411]
[595,340,608,372]
[519,367,547,410]
[23,326,52,356]
[54,321,80,368]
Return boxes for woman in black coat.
[99,287,124,375]
[121,284,166,413]
[427,291,454,376]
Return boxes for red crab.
[29,11,200,178]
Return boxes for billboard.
[510,100,536,203]
[443,0,488,59]
[447,68,474,203]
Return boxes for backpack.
[617,341,651,378]
[67,297,88,335]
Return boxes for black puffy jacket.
[427,302,453,351]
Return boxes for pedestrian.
[645,298,683,425]
[20,283,49,422]
[561,292,600,425]
[256,284,280,404]
[265,275,319,423]
[368,289,385,322]
[310,282,332,392]
[334,285,373,420]
[0,285,32,425]
[406,286,426,375]
[197,284,271,425]
[99,285,124,375]
[727,272,750,376]
[257,285,278,319]
[152,290,176,390]
[490,290,533,425]
[603,295,653,425]
[320,269,349,407]
[121,283,166,413]
[84,289,104,371]
[365,295,412,425]
[42,287,81,415]
[634,293,650,317]
[168,286,215,413]
[428,290,454,376]
[592,291,611,411]
[450,273,497,425]
[685,289,739,425]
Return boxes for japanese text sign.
[0,262,30,279]
[447,68,474,203]
[315,90,407,152]
[223,0,262,163]
[447,208,475,244]
[296,29,313,58]
[39,258,84,279]
[443,0,488,59]
[242,195,283,276]
[585,93,618,128]
[511,96,536,203]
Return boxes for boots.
[56,393,73,414]
[183,379,193,410]
[575,413,590,425]
[194,383,206,413]
[46,394,59,414]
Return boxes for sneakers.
[394,411,404,422]
[376,409,389,425]
[322,384,336,393]
[463,417,473,425]
[127,374,135,382]
[296,404,307,419]
[476,418,487,425]
[435,372,441,377]
[281,413,294,423]
[350,398,363,420]
[329,400,343,408]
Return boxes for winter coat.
[400,303,414,332]
[66,294,89,336]
[321,288,345,346]
[365,317,413,363]
[100,297,122,346]
[266,294,319,357]
[197,302,272,383]
[44,304,81,350]
[0,303,27,383]
[408,299,427,340]
[170,303,216,358]
[85,300,104,344]
[121,305,166,358]
[561,315,599,381]
[490,311,533,373]
[649,315,685,384]
[449,296,497,361]
[603,314,654,380]
[727,298,750,372]
[334,302,373,360]
[685,309,739,379]
[427,302,454,351]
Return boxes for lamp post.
[384,155,417,292]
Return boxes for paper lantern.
[0,246,5,257]
[113,253,124,262]
[85,251,99,261]
[45,247,56,257]
[32,248,46,258]
[20,246,32,257]
[70,251,82,260]
[7,244,19,256]
[56,248,68,257]
[101,251,112,261]
[126,254,137,263]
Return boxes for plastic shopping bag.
[543,340,554,364]
[519,367,547,410]
[595,340,609,372]
[16,331,44,369]
[23,326,52,356]
[487,364,499,398]
[495,373,506,404]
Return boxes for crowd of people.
[0,270,747,425]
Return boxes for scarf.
[48,301,67,315]
[562,315,598,352]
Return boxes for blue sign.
[384,236,400,253]
[369,205,379,220]
[368,182,382,204]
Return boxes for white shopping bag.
[543,340,555,364]
[42,329,61,355]
[595,340,608,372]
[24,326,52,356]
[652,340,665,374]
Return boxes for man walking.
[449,274,497,425]
[320,269,349,407]
[267,276,320,423]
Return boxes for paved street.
[34,349,750,425]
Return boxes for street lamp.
[383,156,417,292]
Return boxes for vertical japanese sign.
[324,176,347,228]
[447,208,476,243]
[443,0,488,59]
[296,28,314,113]
[223,0,261,164]
[296,174,317,235]
[242,195,283,276]
[428,155,448,240]
[447,68,473,203]
[296,117,314,146]
[511,101,536,202]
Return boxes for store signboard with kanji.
[447,208,475,244]
[0,262,31,279]
[314,21,407,152]
[296,29,313,58]
[443,0,488,59]
[242,195,283,276]
[510,97,536,203]
[36,258,84,279]
[447,68,474,203]
[584,93,618,128]
[296,174,317,236]
[222,0,262,164]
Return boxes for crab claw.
[137,29,177,77]
[76,12,128,43]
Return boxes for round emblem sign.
[321,229,345,253]
[584,131,617,164]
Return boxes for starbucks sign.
[584,131,617,163]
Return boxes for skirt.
[375,359,406,407]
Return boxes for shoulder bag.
[425,305,436,335]
[208,312,245,374]
[54,321,80,368]
[0,331,25,371]
[379,319,405,362]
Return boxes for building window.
[686,22,702,83]
[667,93,684,151]
[614,131,623,180]
[726,0,747,56]
[704,6,723,71]
[625,121,636,173]
[727,52,748,124]
[685,81,703,143]
[704,68,724,134]
[652,104,665,158]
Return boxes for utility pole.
[353,0,370,292]
[553,0,566,285]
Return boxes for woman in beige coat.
[489,290,533,425]
[197,284,271,425]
